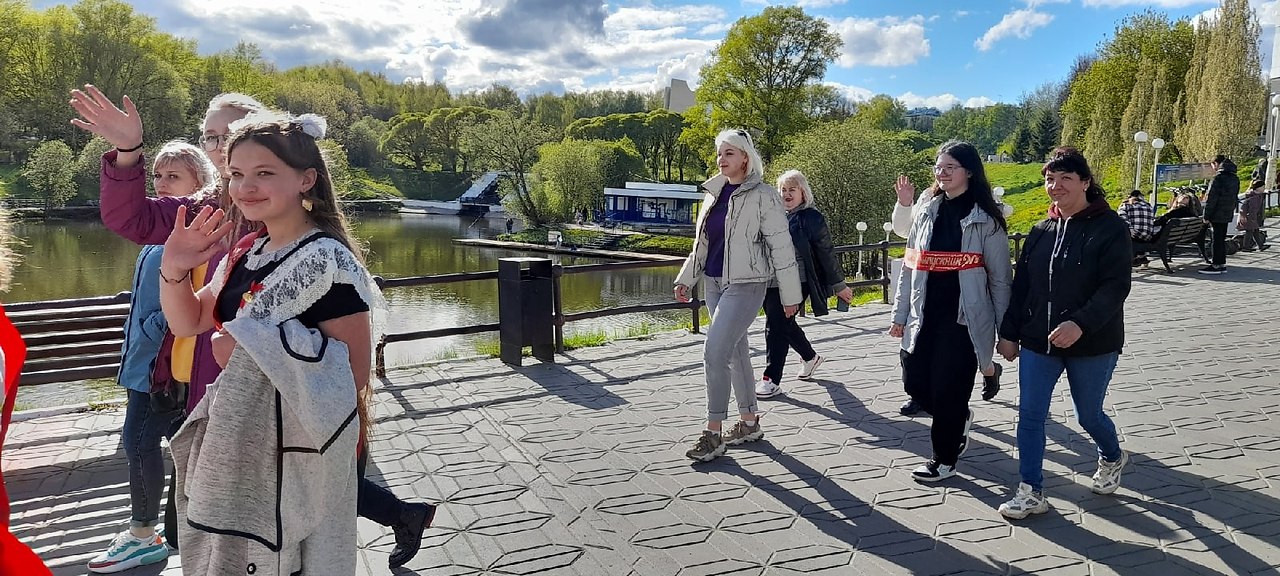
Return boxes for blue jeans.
[1016,349,1122,492]
[123,389,181,528]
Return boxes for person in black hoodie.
[755,170,853,399]
[995,147,1132,520]
[1200,155,1240,274]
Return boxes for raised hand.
[895,174,916,207]
[161,205,234,278]
[69,84,143,151]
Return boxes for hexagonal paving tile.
[856,530,934,556]
[488,543,584,574]
[1170,416,1222,432]
[1160,525,1234,552]
[875,487,945,510]
[799,498,872,521]
[466,510,553,536]
[718,509,796,534]
[1185,442,1245,461]
[767,544,854,572]
[431,442,489,456]
[1085,540,1164,567]
[518,428,584,444]
[501,412,561,427]
[823,463,889,482]
[590,421,651,436]
[1120,422,1176,439]
[567,467,638,486]
[1216,410,1270,424]
[596,492,674,516]
[675,559,764,576]
[614,438,680,455]
[1008,554,1087,575]
[677,482,752,503]
[936,518,1011,543]
[540,445,608,464]
[434,460,506,478]
[630,522,713,549]
[445,484,527,505]
[783,442,844,458]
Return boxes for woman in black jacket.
[996,147,1132,520]
[756,170,853,399]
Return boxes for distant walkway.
[6,243,1280,575]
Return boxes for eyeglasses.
[198,133,228,152]
[933,164,963,174]
[735,129,753,145]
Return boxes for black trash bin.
[498,257,555,366]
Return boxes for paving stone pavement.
[5,247,1280,576]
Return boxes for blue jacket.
[118,245,168,392]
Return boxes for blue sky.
[40,0,1279,108]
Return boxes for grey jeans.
[702,276,767,421]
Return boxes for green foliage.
[772,120,925,246]
[694,5,842,163]
[22,140,77,209]
[1179,0,1265,161]
[345,116,386,168]
[614,234,693,256]
[317,139,352,198]
[462,113,560,226]
[74,135,112,197]
[534,139,606,221]
[932,104,1021,156]
[851,95,907,132]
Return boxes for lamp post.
[1132,131,1149,192]
[882,221,893,242]
[1149,138,1165,207]
[855,221,868,277]
[1267,94,1280,193]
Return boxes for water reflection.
[7,214,687,366]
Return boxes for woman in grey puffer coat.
[890,140,1012,483]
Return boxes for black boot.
[389,502,436,569]
[982,363,1002,401]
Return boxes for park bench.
[1133,217,1206,273]
[7,293,129,386]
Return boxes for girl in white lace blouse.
[157,112,385,575]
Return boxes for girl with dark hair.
[157,112,388,574]
[996,146,1132,519]
[889,140,1012,481]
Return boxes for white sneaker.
[88,530,169,573]
[796,355,825,380]
[999,483,1049,519]
[756,377,782,398]
[911,460,955,482]
[1091,450,1128,495]
[757,376,778,399]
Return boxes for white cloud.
[897,92,996,110]
[974,9,1054,52]
[830,15,930,67]
[824,81,875,102]
[1081,0,1213,7]
[743,0,848,7]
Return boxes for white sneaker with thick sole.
[999,482,1050,519]
[87,530,169,573]
[1091,450,1128,495]
[796,355,825,380]
[756,378,782,398]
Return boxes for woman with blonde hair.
[674,129,801,462]
[87,141,218,573]
[755,169,852,399]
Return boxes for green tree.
[533,139,605,221]
[851,95,907,132]
[461,113,559,226]
[1180,0,1264,160]
[694,6,842,163]
[379,113,432,170]
[345,116,387,168]
[23,140,77,210]
[1031,107,1059,161]
[772,120,924,246]
[74,135,112,194]
[317,139,352,198]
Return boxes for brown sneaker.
[723,418,763,446]
[685,430,727,462]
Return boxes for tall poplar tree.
[1181,0,1265,160]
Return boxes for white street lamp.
[855,221,868,277]
[1267,94,1280,192]
[1149,138,1165,207]
[1133,131,1149,192]
[882,221,894,242]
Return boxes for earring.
[301,197,314,212]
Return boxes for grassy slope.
[0,164,22,197]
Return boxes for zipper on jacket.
[1046,217,1071,354]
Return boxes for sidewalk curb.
[11,398,125,422]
